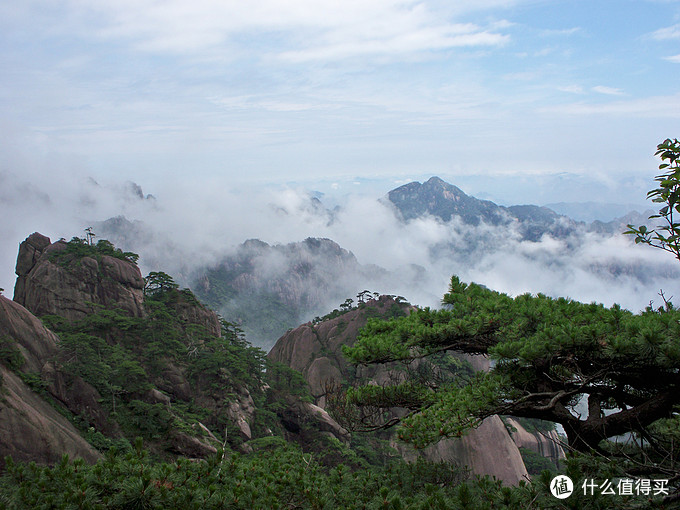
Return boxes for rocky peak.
[386,176,581,241]
[13,233,145,321]
[387,176,506,226]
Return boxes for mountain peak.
[386,176,575,240]
[387,176,500,225]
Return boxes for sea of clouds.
[2,160,678,323]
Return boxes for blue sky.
[1,0,680,205]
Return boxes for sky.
[2,0,680,316]
[1,0,679,204]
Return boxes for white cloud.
[592,85,625,96]
[651,23,680,40]
[539,93,680,117]
[539,27,580,37]
[558,85,585,94]
[664,54,680,63]
[53,0,511,62]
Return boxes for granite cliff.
[14,233,146,321]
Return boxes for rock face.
[14,233,145,321]
[268,296,530,484]
[1,234,230,468]
[392,416,528,485]
[0,295,59,373]
[226,388,256,441]
[0,294,102,469]
[0,366,101,470]
[506,417,565,466]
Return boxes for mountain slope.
[1,233,355,468]
[387,176,576,241]
[193,237,387,348]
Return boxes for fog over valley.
[1,167,676,347]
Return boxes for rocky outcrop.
[276,395,350,445]
[0,366,100,470]
[14,233,145,321]
[0,294,119,455]
[168,293,222,338]
[393,416,528,485]
[268,296,530,484]
[41,361,120,436]
[226,388,256,441]
[0,295,59,373]
[506,417,565,466]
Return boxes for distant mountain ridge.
[91,177,673,349]
[386,176,651,240]
[192,237,387,349]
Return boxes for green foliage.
[518,447,558,476]
[0,336,25,371]
[345,274,680,466]
[0,443,575,509]
[187,319,266,395]
[144,271,180,296]
[40,268,269,451]
[626,138,680,262]
[264,361,312,403]
[17,372,49,393]
[49,235,139,265]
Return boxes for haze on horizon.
[2,0,680,322]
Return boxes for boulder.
[14,232,51,277]
[168,430,217,458]
[226,388,256,441]
[392,416,529,485]
[276,396,350,444]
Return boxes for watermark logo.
[550,475,574,499]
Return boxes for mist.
[2,155,678,332]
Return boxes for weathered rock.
[0,366,100,470]
[276,396,350,444]
[157,361,193,401]
[0,295,58,372]
[168,430,218,458]
[392,416,529,485]
[146,388,172,406]
[300,402,350,444]
[13,234,145,321]
[168,293,222,338]
[306,356,342,402]
[226,388,256,441]
[506,417,566,467]
[14,232,51,278]
[269,296,531,484]
[0,294,118,437]
[268,326,322,374]
[41,362,119,436]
